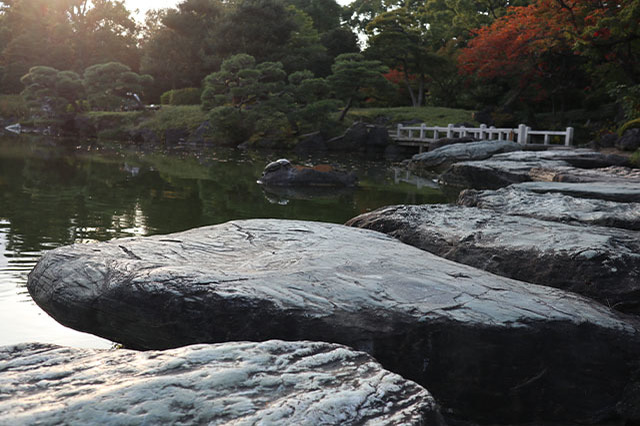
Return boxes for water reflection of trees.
[0,137,446,256]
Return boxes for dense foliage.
[1,0,638,140]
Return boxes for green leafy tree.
[287,70,339,133]
[83,62,153,111]
[20,66,84,117]
[1,0,140,93]
[201,54,289,143]
[328,53,390,121]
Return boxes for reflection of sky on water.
[0,221,111,348]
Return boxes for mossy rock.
[618,118,640,136]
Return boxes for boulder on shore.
[27,219,640,425]
[346,205,640,315]
[0,340,442,425]
[257,159,357,187]
[459,186,640,231]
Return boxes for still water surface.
[0,135,447,348]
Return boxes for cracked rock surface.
[27,219,640,424]
[0,340,441,425]
[346,205,640,315]
[459,186,640,230]
[440,149,634,190]
[513,181,640,203]
[407,140,522,174]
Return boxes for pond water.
[0,135,449,348]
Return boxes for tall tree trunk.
[417,75,425,107]
[403,72,418,107]
[338,97,353,122]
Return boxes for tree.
[201,54,289,143]
[83,62,153,110]
[328,53,390,121]
[0,0,140,93]
[20,66,84,117]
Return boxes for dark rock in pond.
[408,140,522,175]
[513,181,640,203]
[294,131,327,154]
[326,121,368,151]
[366,125,390,148]
[27,219,640,425]
[130,128,159,144]
[0,341,442,425]
[459,186,640,230]
[592,132,618,149]
[164,128,189,145]
[258,158,357,187]
[186,120,212,145]
[618,128,640,151]
[346,205,640,315]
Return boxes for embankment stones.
[0,340,441,425]
[27,219,640,424]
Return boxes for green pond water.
[0,134,448,348]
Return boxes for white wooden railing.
[393,123,574,148]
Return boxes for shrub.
[160,88,203,106]
[0,95,28,120]
[631,149,639,167]
[618,118,640,136]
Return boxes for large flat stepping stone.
[440,149,633,190]
[0,340,441,424]
[407,140,522,174]
[27,219,640,424]
[346,206,640,314]
[514,181,640,203]
[459,186,640,230]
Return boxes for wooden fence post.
[397,123,401,139]
[420,124,425,140]
[447,124,453,138]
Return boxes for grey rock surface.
[514,181,640,202]
[346,206,640,314]
[440,158,569,189]
[440,149,635,190]
[528,165,640,183]
[408,140,522,174]
[0,340,441,425]
[489,149,631,168]
[459,186,640,230]
[27,219,640,424]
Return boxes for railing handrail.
[393,123,573,147]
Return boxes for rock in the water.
[489,149,631,169]
[440,149,633,189]
[258,159,357,187]
[514,181,640,203]
[346,205,640,315]
[459,186,640,230]
[0,340,441,425]
[27,219,640,424]
[528,165,640,183]
[408,140,522,174]
[440,158,568,189]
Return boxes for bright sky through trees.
[126,0,351,20]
